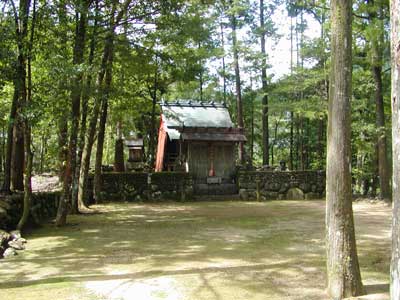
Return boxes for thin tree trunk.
[1,126,5,173]
[373,64,390,200]
[1,89,18,193]
[114,121,125,172]
[93,22,116,203]
[390,1,400,298]
[58,117,68,181]
[326,0,364,298]
[230,2,244,164]
[368,0,390,200]
[271,120,279,166]
[11,123,24,191]
[57,1,68,184]
[56,0,89,225]
[17,125,32,230]
[260,0,269,166]
[220,22,227,104]
[39,132,46,173]
[289,112,294,170]
[77,7,113,209]
[295,115,299,169]
[317,117,324,168]
[288,16,294,171]
[17,0,35,230]
[72,6,98,212]
[198,42,203,102]
[250,94,254,163]
[299,117,304,170]
[371,144,379,196]
[0,126,3,173]
[92,0,129,203]
[69,2,89,214]
[93,96,109,203]
[149,58,158,167]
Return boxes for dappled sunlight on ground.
[0,200,391,300]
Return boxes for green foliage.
[0,0,392,188]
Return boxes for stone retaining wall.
[237,170,325,201]
[91,172,194,202]
[0,192,61,230]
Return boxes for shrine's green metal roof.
[161,100,233,129]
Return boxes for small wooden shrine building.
[125,134,145,171]
[155,100,246,192]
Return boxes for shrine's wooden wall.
[187,142,235,181]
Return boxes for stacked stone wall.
[238,170,325,201]
[90,172,194,202]
[0,192,61,230]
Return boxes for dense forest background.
[0,0,392,198]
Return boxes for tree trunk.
[17,123,32,230]
[114,122,125,172]
[373,64,390,200]
[289,112,294,170]
[220,22,227,104]
[77,7,113,209]
[0,126,4,173]
[11,123,24,191]
[390,1,400,298]
[58,117,68,182]
[72,5,98,212]
[9,0,32,193]
[326,1,364,299]
[250,94,254,163]
[149,60,158,167]
[198,42,203,102]
[39,132,46,173]
[288,16,294,171]
[371,144,379,196]
[271,120,279,166]
[295,115,299,169]
[93,97,109,203]
[260,0,269,166]
[368,0,391,200]
[317,117,324,169]
[56,0,89,225]
[16,0,35,230]
[92,0,127,203]
[56,2,68,184]
[1,89,18,193]
[230,2,245,164]
[299,117,305,170]
[18,51,34,228]
[94,42,114,204]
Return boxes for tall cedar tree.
[367,0,391,200]
[260,0,269,166]
[229,0,245,164]
[326,0,364,298]
[390,1,400,298]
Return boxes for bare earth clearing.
[0,200,391,300]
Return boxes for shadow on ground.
[0,200,391,300]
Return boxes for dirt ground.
[0,200,391,300]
